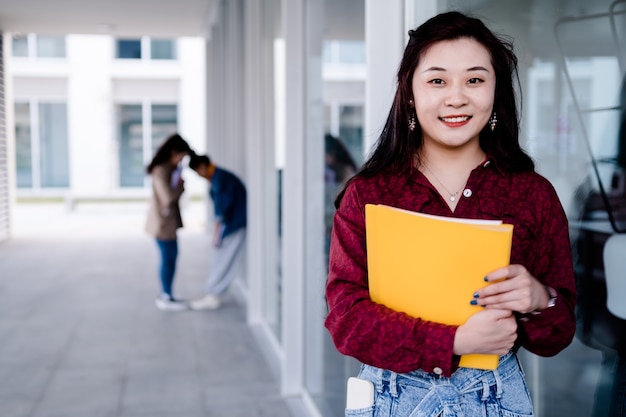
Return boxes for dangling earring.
[489,112,497,131]
[408,99,416,132]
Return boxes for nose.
[444,83,469,107]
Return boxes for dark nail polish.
[484,276,489,282]
[473,292,479,298]
[470,299,478,305]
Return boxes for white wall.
[67,35,114,193]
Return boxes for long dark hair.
[336,11,534,207]
[325,134,357,171]
[146,133,192,174]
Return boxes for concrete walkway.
[0,201,294,417]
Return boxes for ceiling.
[0,0,368,40]
[0,0,217,38]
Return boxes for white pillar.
[1,34,14,241]
[67,35,113,194]
[282,0,325,398]
[243,0,264,324]
[303,0,326,398]
[364,0,405,157]
[224,0,245,174]
[205,6,225,162]
[282,0,306,396]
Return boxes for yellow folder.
[365,204,514,370]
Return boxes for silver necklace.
[422,163,465,202]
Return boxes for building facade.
[2,1,626,416]
[8,34,207,203]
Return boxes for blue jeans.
[348,351,533,417]
[156,239,178,297]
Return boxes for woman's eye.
[468,78,483,84]
[429,79,444,85]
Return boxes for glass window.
[118,103,178,188]
[14,101,69,189]
[314,104,363,416]
[322,42,333,64]
[259,2,284,344]
[118,105,144,187]
[117,39,142,59]
[401,1,626,417]
[322,40,365,64]
[14,102,32,187]
[39,103,69,187]
[338,105,364,166]
[36,36,66,58]
[12,35,28,57]
[337,41,365,64]
[150,39,176,60]
[12,34,66,58]
[151,105,178,153]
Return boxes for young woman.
[325,11,576,416]
[145,133,192,311]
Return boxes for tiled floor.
[0,201,295,417]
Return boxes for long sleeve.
[152,165,184,213]
[324,180,459,376]
[324,167,577,377]
[145,164,184,240]
[516,178,577,355]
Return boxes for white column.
[177,37,207,156]
[364,0,405,156]
[303,0,326,398]
[244,0,264,324]
[282,0,325,399]
[282,0,306,397]
[203,8,223,227]
[66,35,113,194]
[224,0,246,174]
[2,34,15,241]
[205,6,226,162]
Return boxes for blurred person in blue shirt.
[188,153,247,310]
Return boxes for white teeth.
[441,116,469,123]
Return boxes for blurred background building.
[0,1,625,416]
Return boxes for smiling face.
[412,37,495,152]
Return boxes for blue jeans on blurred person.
[156,239,178,297]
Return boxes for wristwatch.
[529,286,557,316]
[545,285,557,309]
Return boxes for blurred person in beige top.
[145,133,192,311]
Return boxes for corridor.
[0,201,295,417]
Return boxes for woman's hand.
[474,264,551,314]
[453,308,517,356]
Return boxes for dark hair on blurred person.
[336,11,534,207]
[188,152,212,171]
[146,133,192,174]
[325,134,357,173]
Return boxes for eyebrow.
[422,66,491,73]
